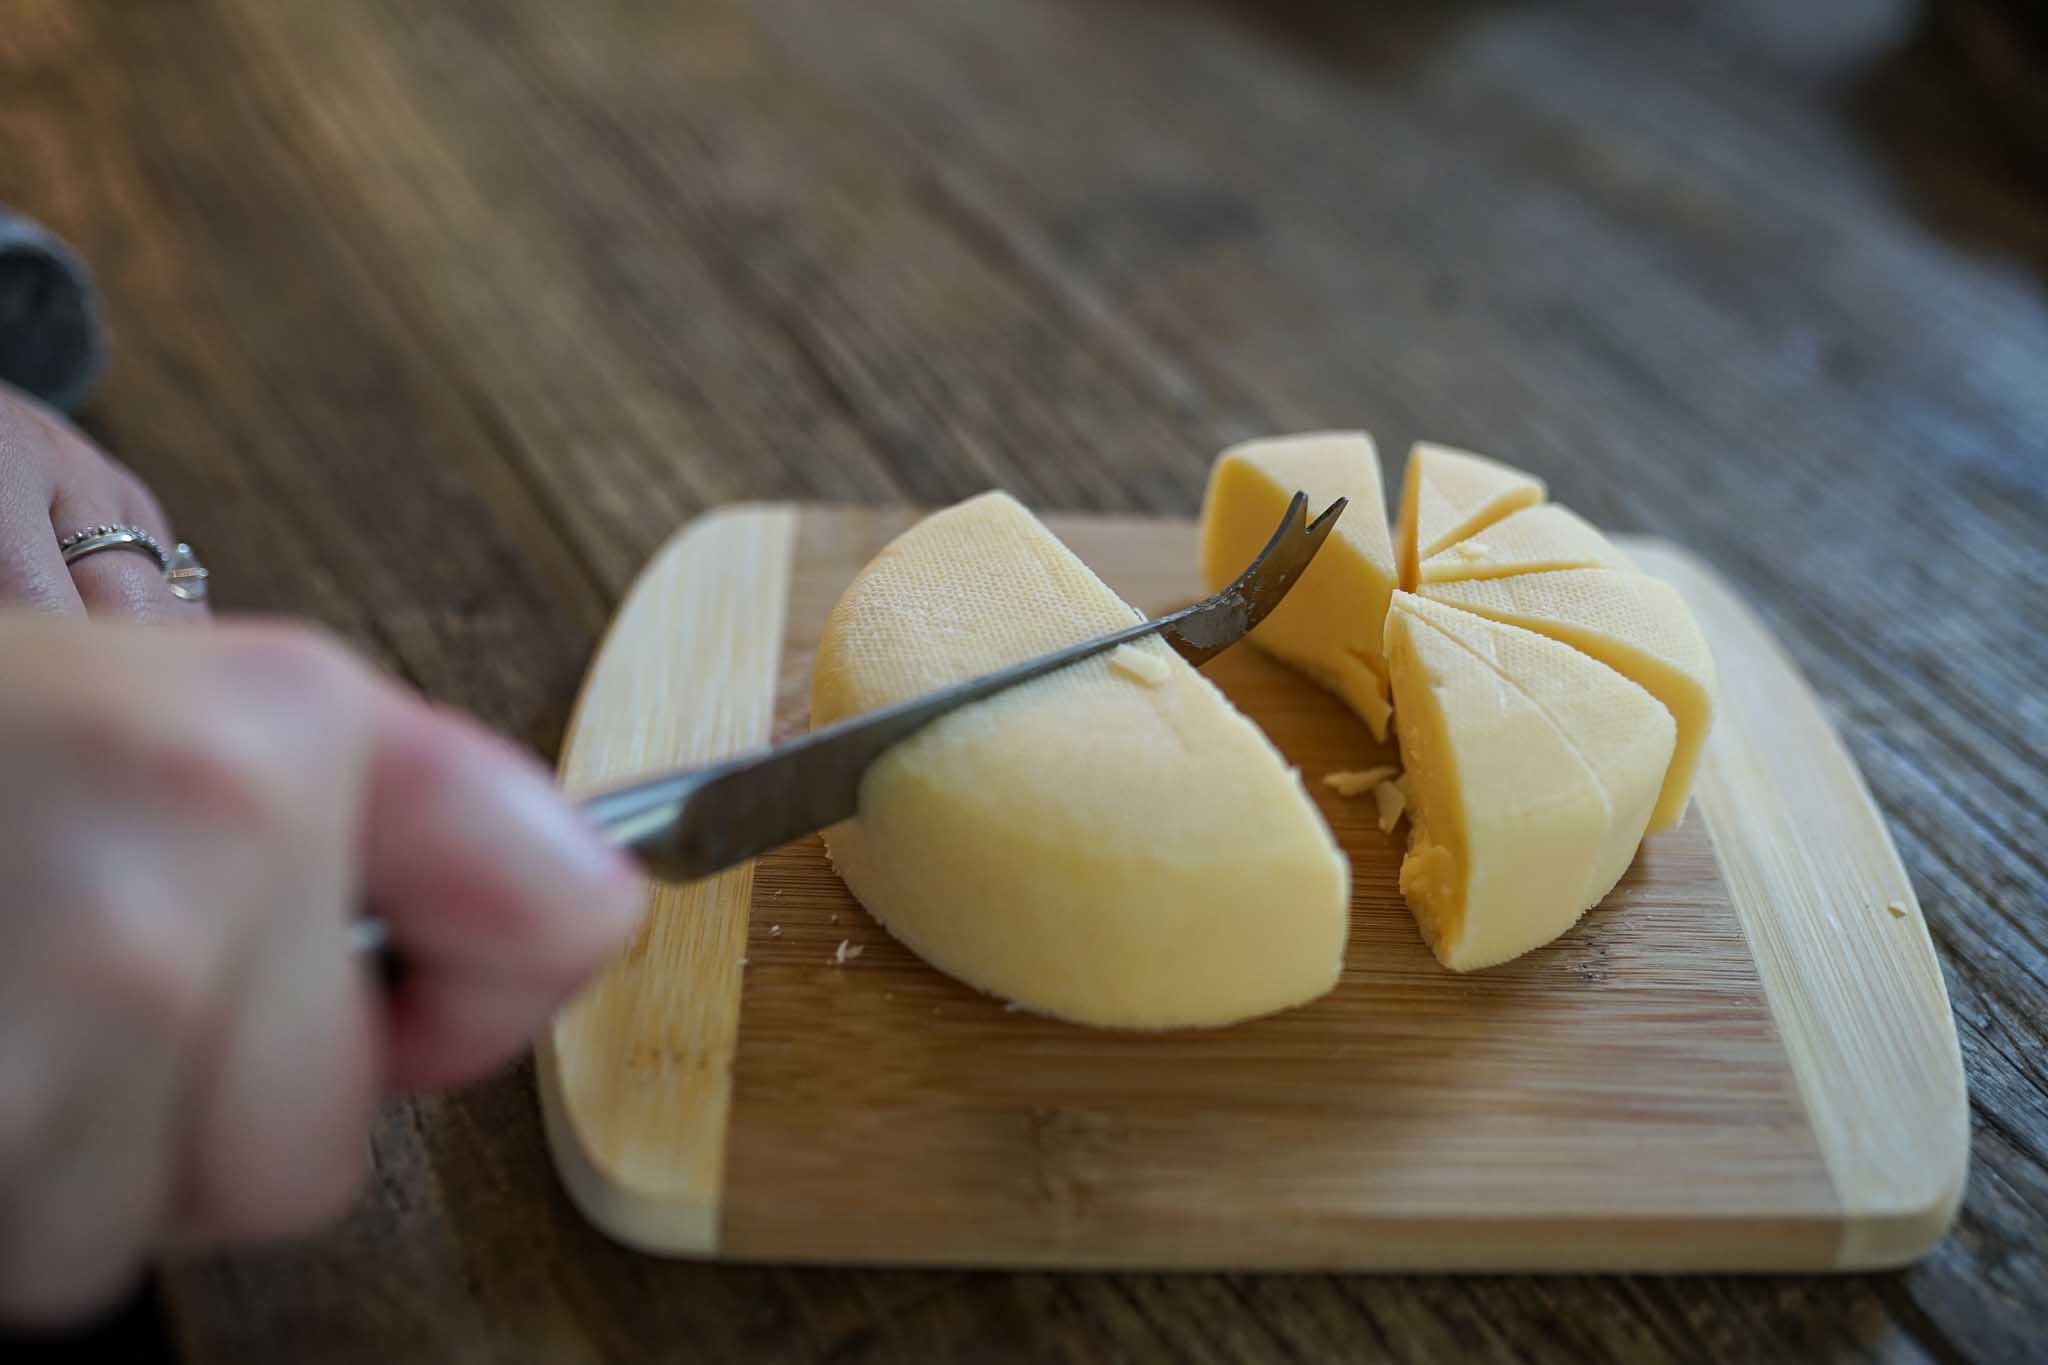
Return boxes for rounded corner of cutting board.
[536,1031,722,1257]
[1624,534,1970,1270]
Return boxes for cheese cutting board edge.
[539,503,1967,1273]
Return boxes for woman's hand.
[0,384,207,622]
[0,392,644,1325]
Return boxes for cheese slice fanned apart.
[813,491,1350,1029]
[1415,504,1632,584]
[1396,442,1544,588]
[1198,432,1399,738]
[1385,592,1675,971]
[1421,570,1716,831]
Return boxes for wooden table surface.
[5,1,2044,1361]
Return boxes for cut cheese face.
[1198,432,1399,738]
[1396,443,1544,589]
[1415,505,1630,584]
[813,491,1350,1029]
[1384,592,1675,971]
[1420,570,1715,831]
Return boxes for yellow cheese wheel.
[1198,432,1399,738]
[1395,442,1544,589]
[813,491,1351,1029]
[1415,504,1632,584]
[1385,592,1675,970]
[1420,570,1716,832]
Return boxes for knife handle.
[346,770,704,969]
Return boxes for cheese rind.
[1395,443,1545,589]
[814,491,1351,1029]
[1416,505,1631,584]
[1385,592,1675,970]
[1420,569,1716,831]
[1198,432,1399,738]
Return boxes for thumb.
[360,691,643,1089]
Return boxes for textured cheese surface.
[1416,504,1631,584]
[1421,570,1716,831]
[812,491,1350,1029]
[1198,432,1399,738]
[1395,443,1545,588]
[1385,592,1675,970]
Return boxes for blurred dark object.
[0,205,106,413]
[0,1278,177,1364]
[1934,0,2048,167]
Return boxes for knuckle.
[56,889,216,1042]
[115,714,287,840]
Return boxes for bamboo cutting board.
[537,505,1967,1273]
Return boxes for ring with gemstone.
[58,523,210,602]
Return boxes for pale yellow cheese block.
[812,491,1351,1029]
[1198,431,1399,738]
[1415,504,1631,584]
[1395,442,1545,588]
[1385,592,1675,970]
[1421,569,1716,832]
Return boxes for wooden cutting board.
[537,505,1966,1273]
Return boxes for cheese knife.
[350,493,1342,957]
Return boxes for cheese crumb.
[1447,540,1491,562]
[834,940,864,964]
[1372,780,1407,833]
[1323,766,1398,797]
[1886,901,1909,920]
[1108,643,1171,687]
[769,924,782,937]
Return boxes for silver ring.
[58,523,210,602]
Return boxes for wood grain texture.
[542,506,796,1254]
[1,0,2039,1357]
[1633,541,1969,1269]
[545,506,1958,1273]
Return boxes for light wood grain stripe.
[1633,541,1969,1268]
[539,505,797,1253]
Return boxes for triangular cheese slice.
[1395,443,1544,588]
[1421,570,1714,832]
[1386,593,1675,970]
[1198,431,1399,738]
[813,492,1350,1028]
[1415,504,1629,584]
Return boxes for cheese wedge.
[1415,504,1631,584]
[1421,570,1715,831]
[1395,442,1544,588]
[1384,593,1674,970]
[812,491,1350,1029]
[1198,431,1399,737]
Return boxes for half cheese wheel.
[1385,592,1675,971]
[1421,570,1715,832]
[1396,442,1544,588]
[1198,432,1399,738]
[813,491,1351,1029]
[1415,504,1632,584]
